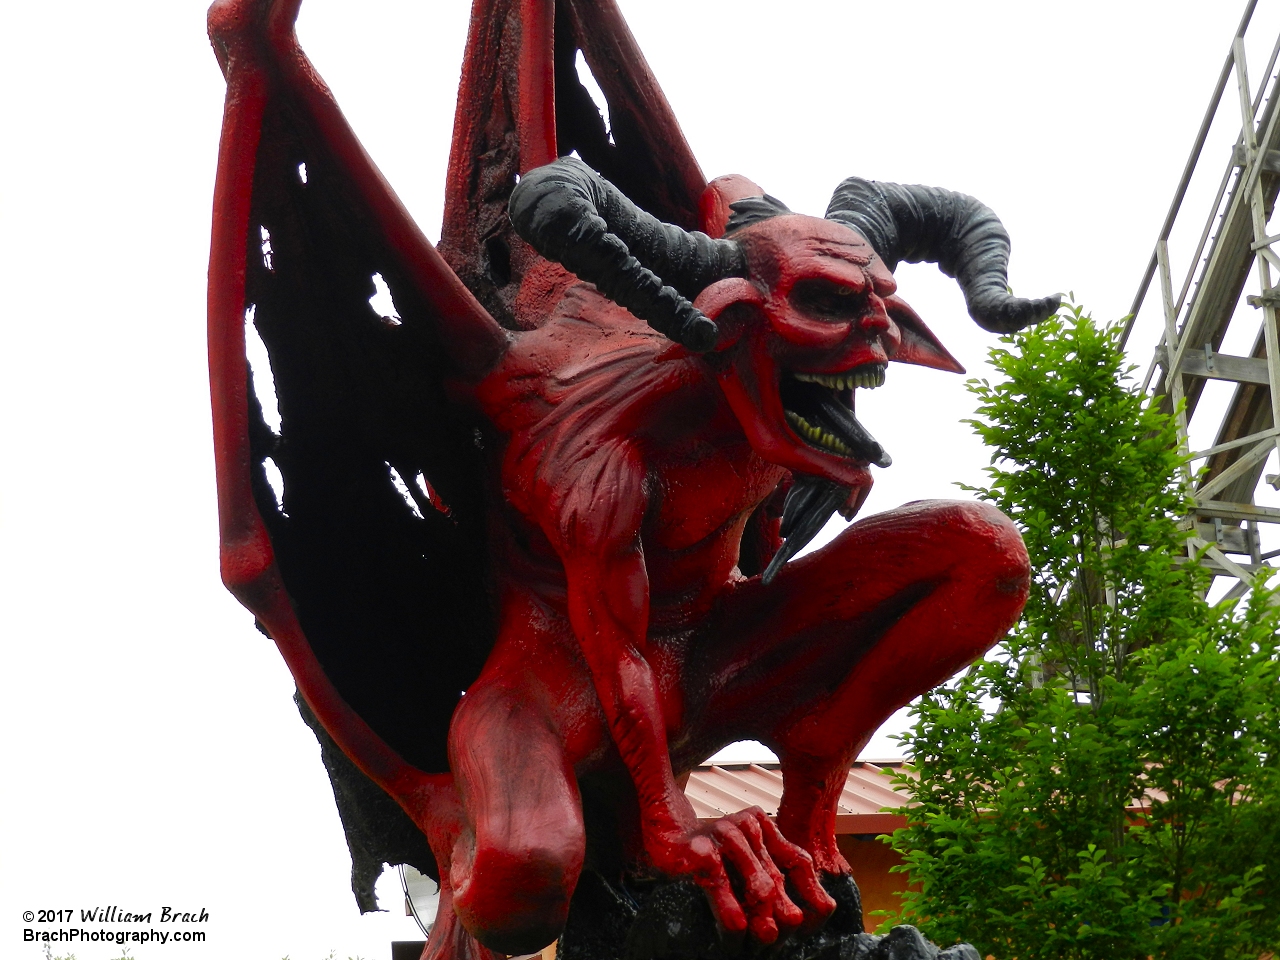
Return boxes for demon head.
[510,157,1059,577]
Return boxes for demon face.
[695,214,963,493]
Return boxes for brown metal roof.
[685,761,911,835]
[684,762,1167,835]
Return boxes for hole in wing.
[414,472,452,517]
[297,161,308,184]
[387,463,425,519]
[244,305,282,436]
[369,272,402,325]
[263,456,287,516]
[574,50,614,145]
[259,225,275,272]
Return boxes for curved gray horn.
[825,178,1060,333]
[509,157,746,351]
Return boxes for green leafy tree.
[881,305,1280,960]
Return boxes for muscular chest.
[647,439,784,553]
[478,286,785,595]
[642,440,785,615]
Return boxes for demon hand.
[560,535,834,941]
[648,807,836,941]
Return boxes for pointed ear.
[886,295,965,374]
[693,277,764,351]
[700,175,767,238]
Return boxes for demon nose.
[859,295,892,334]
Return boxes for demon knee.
[450,822,584,955]
[942,500,1030,601]
[446,681,586,955]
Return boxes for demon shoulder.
[476,311,693,555]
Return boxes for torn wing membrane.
[369,272,402,325]
[574,50,614,145]
[263,456,287,516]
[414,473,451,517]
[260,225,275,272]
[244,304,282,436]
[386,463,452,520]
[387,463,425,520]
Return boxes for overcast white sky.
[2,1,1275,958]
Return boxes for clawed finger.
[687,835,748,935]
[689,810,837,943]
[752,812,837,918]
[732,812,789,892]
[713,818,785,942]
[727,811,806,932]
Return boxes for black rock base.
[557,871,979,960]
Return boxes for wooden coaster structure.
[1125,0,1280,601]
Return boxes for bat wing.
[207,0,723,902]
[207,0,508,892]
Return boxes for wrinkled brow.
[803,236,873,266]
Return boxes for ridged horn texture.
[510,157,747,351]
[825,178,1060,333]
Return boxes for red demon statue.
[206,1,1056,958]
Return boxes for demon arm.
[533,439,829,942]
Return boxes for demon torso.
[478,263,786,625]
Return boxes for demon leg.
[442,674,587,955]
[689,499,1029,874]
[417,878,509,960]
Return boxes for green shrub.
[883,305,1280,960]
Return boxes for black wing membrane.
[439,0,707,330]
[245,96,496,779]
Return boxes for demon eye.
[789,279,865,321]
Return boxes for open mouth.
[779,363,892,468]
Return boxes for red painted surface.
[206,1,1030,956]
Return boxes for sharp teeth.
[787,410,862,457]
[787,410,845,453]
[818,430,851,455]
[792,365,886,391]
